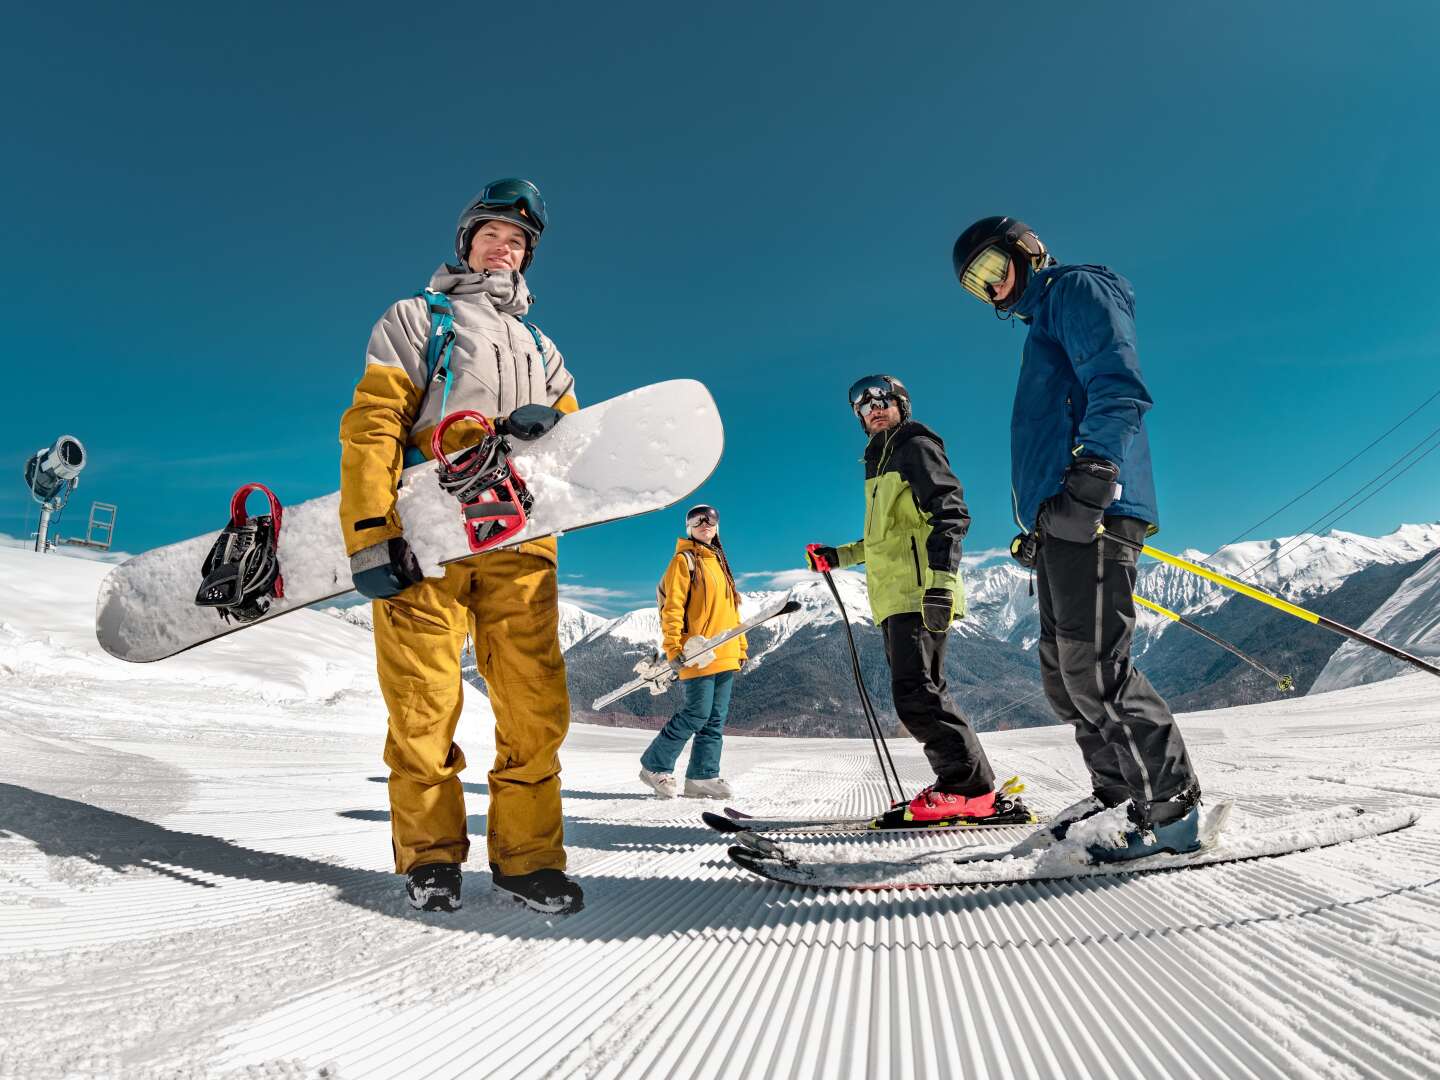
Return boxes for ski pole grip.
[431,410,497,469]
[1095,524,1143,554]
[806,543,833,573]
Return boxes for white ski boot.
[639,767,678,799]
[683,777,733,800]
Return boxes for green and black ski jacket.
[836,421,971,625]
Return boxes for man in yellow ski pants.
[338,179,584,915]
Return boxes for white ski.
[591,598,800,710]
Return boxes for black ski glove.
[1009,531,1040,569]
[350,537,424,600]
[806,545,840,572]
[921,588,954,632]
[497,404,564,441]
[1041,457,1120,545]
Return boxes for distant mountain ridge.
[322,523,1440,735]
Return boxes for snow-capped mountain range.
[965,522,1440,650]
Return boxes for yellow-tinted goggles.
[958,245,1012,305]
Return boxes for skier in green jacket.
[807,375,1030,826]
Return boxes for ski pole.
[1134,595,1295,692]
[1100,527,1440,679]
[807,546,907,805]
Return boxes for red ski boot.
[881,776,1034,829]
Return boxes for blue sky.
[5,2,1439,613]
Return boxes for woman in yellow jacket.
[639,505,746,799]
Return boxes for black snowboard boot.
[405,862,463,912]
[490,864,585,915]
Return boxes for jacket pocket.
[910,536,923,587]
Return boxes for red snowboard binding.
[431,411,533,554]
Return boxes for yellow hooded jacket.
[659,539,747,680]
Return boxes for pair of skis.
[591,598,800,710]
[713,802,1419,891]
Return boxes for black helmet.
[951,216,1053,311]
[847,374,911,431]
[455,178,548,273]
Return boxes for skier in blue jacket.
[951,216,1202,861]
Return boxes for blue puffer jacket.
[1008,264,1159,533]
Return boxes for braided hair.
[686,526,739,606]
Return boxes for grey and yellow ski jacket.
[338,265,578,564]
[835,421,970,625]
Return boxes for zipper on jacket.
[910,536,923,587]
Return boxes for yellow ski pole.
[1100,527,1440,679]
[1134,595,1295,691]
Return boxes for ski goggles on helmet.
[686,505,719,526]
[471,178,548,234]
[957,245,1013,305]
[848,376,898,417]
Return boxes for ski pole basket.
[195,482,285,623]
[432,411,533,554]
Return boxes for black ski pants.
[881,611,996,796]
[1036,515,1198,806]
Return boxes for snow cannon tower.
[24,435,85,553]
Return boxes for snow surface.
[4,545,1440,1078]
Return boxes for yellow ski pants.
[372,549,570,876]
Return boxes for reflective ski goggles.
[855,394,898,419]
[472,178,548,233]
[957,245,1013,305]
[847,375,894,409]
[686,505,719,526]
[848,376,900,418]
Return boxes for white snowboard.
[96,380,724,663]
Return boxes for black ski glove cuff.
[350,537,424,600]
[1065,457,1121,510]
[497,404,563,441]
[921,588,954,632]
[1042,457,1120,545]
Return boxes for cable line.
[1202,384,1440,564]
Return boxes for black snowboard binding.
[195,482,285,624]
[431,410,533,553]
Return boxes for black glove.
[497,404,563,441]
[350,537,424,600]
[1009,531,1040,569]
[1041,457,1120,544]
[806,545,840,572]
[921,588,954,632]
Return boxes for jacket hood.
[865,420,943,466]
[1011,264,1128,322]
[427,264,533,317]
[675,537,719,558]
